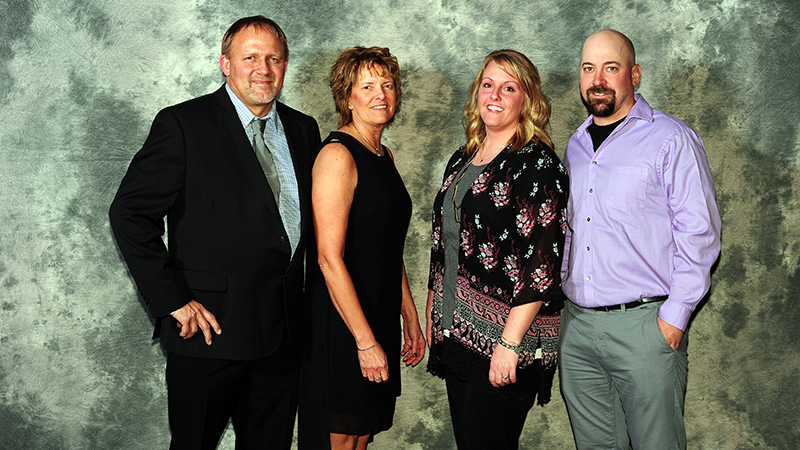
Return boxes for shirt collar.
[626,93,654,123]
[578,93,654,134]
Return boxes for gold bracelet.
[498,336,522,354]
[358,344,376,352]
[501,336,520,347]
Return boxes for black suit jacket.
[109,85,320,360]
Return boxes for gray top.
[442,161,486,330]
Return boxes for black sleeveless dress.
[299,131,412,448]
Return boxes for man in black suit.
[109,16,320,450]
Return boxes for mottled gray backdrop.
[1,0,798,448]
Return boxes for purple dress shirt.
[561,94,721,331]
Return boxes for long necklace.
[354,125,383,156]
[476,145,488,164]
[451,138,510,222]
[476,138,511,164]
[451,152,478,224]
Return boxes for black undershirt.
[587,116,626,151]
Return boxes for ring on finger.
[374,376,382,381]
[502,375,509,380]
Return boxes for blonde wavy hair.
[463,50,552,156]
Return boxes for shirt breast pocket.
[605,166,650,211]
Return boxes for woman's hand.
[402,317,426,367]
[398,264,425,367]
[489,342,520,387]
[488,302,542,387]
[358,342,390,383]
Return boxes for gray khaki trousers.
[559,300,688,450]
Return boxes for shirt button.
[586,247,590,251]
[592,161,598,165]
[586,276,591,281]
[589,189,593,193]
[586,217,591,222]
[280,236,288,244]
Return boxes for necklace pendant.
[354,125,382,156]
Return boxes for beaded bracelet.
[498,336,522,354]
[358,344,376,352]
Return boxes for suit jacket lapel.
[212,86,282,219]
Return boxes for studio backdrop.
[1,0,798,448]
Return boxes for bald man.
[558,29,721,449]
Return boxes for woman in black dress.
[299,46,426,450]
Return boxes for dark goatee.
[582,86,616,117]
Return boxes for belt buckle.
[640,295,668,303]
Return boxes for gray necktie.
[249,118,281,204]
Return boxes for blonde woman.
[426,50,568,450]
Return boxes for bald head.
[582,29,636,68]
[579,29,641,125]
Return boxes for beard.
[582,86,616,117]
[245,78,280,105]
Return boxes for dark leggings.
[443,366,539,450]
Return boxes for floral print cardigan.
[427,141,568,400]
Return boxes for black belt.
[589,295,668,312]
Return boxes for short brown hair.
[329,46,402,128]
[463,50,552,156]
[221,16,289,60]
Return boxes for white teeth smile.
[487,105,503,112]
[373,105,387,110]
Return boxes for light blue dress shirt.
[225,84,302,256]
